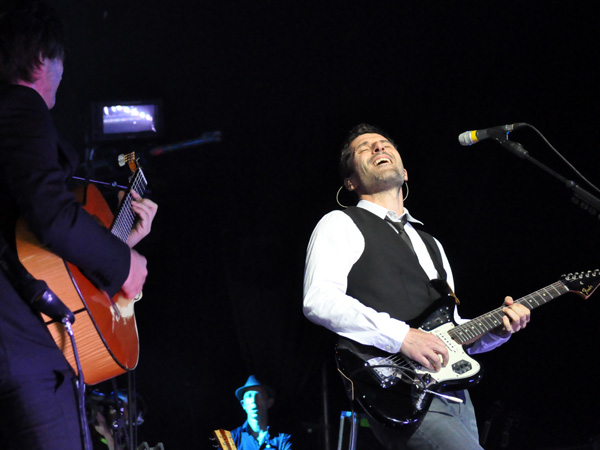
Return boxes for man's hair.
[0,0,65,84]
[339,123,396,179]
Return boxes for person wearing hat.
[230,375,292,449]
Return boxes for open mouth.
[374,157,392,166]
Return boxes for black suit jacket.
[0,83,130,296]
[0,84,131,370]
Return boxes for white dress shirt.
[303,200,509,355]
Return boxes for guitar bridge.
[366,356,424,389]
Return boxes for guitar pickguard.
[418,323,480,386]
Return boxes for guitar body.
[336,296,482,429]
[335,271,600,429]
[16,183,139,385]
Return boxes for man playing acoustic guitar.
[303,123,530,449]
[0,1,157,448]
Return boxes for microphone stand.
[497,139,600,221]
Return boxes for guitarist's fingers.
[438,346,449,367]
[131,191,158,219]
[421,357,436,372]
[131,198,158,227]
[411,352,436,371]
[502,302,531,334]
[127,192,158,247]
[423,348,447,372]
[433,345,449,370]
[503,296,514,305]
[403,329,448,371]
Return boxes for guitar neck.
[449,281,568,344]
[110,168,148,243]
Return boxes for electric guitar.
[16,153,147,385]
[212,430,237,450]
[335,270,600,429]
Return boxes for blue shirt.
[230,421,292,450]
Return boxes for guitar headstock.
[212,429,237,450]
[118,152,139,173]
[561,270,600,299]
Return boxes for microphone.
[458,123,526,146]
[23,279,76,324]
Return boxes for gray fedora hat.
[235,375,275,401]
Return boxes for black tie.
[385,215,416,255]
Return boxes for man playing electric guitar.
[303,123,530,450]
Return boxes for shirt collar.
[356,199,424,225]
[241,421,271,440]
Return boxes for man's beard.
[367,169,405,193]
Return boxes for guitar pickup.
[451,360,472,375]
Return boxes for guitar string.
[363,276,597,395]
[364,353,425,387]
[448,281,568,343]
[111,170,148,242]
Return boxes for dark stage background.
[47,1,599,448]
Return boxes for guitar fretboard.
[110,169,148,243]
[448,281,568,344]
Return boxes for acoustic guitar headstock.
[118,152,140,174]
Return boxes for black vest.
[344,207,447,322]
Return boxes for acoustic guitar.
[335,270,600,429]
[16,153,147,385]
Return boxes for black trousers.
[0,276,86,450]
